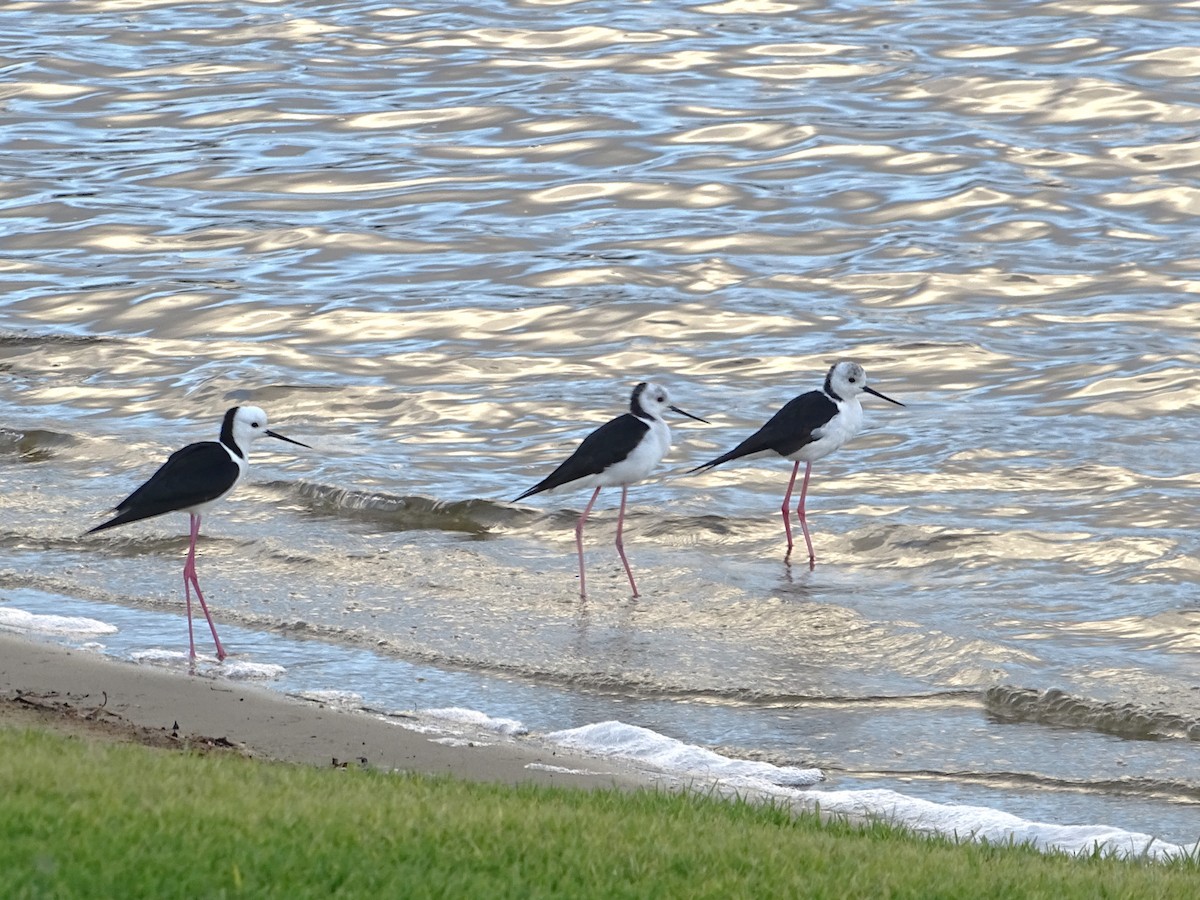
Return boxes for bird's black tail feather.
[689,434,771,474]
[513,482,550,503]
[85,503,174,534]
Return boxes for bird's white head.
[230,405,271,446]
[824,361,905,407]
[221,406,312,458]
[630,382,709,424]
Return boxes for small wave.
[0,607,117,636]
[127,648,283,679]
[0,331,109,347]
[412,707,528,736]
[546,720,824,786]
[279,480,513,535]
[293,690,365,709]
[249,621,981,709]
[641,514,752,540]
[0,428,76,460]
[131,649,214,666]
[740,755,1200,805]
[220,661,286,681]
[537,720,1190,858]
[792,787,1193,861]
[986,685,1200,742]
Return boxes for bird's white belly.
[594,421,671,488]
[785,399,863,463]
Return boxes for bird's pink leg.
[614,485,639,598]
[183,516,197,660]
[575,487,602,599]
[796,461,815,569]
[780,461,801,557]
[183,513,226,661]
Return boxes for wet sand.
[0,633,654,791]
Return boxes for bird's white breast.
[788,398,863,463]
[596,418,670,487]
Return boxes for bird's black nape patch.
[822,366,843,402]
[629,382,651,419]
[219,407,246,459]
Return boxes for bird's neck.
[219,435,248,462]
[219,416,247,460]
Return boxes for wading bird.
[692,361,903,567]
[88,406,310,660]
[515,382,708,598]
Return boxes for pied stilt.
[692,361,903,567]
[87,406,310,660]
[514,382,708,599]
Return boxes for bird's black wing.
[691,390,837,471]
[514,413,650,500]
[87,441,241,533]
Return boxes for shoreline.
[0,632,661,791]
[4,631,1194,862]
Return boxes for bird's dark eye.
[251,422,261,428]
[657,395,666,402]
[848,377,857,383]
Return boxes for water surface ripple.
[3,0,1200,844]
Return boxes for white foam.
[430,736,488,748]
[128,649,283,679]
[131,649,195,665]
[545,720,824,786]
[295,690,364,709]
[542,721,1197,858]
[131,652,192,667]
[526,762,608,777]
[220,661,285,680]
[392,720,449,736]
[415,706,529,736]
[791,788,1194,861]
[0,608,118,636]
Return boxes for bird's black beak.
[864,386,905,407]
[266,429,312,449]
[669,405,710,424]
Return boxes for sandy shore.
[0,632,658,791]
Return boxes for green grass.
[1,726,1196,899]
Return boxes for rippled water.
[4,0,1200,844]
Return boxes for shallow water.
[3,0,1200,846]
